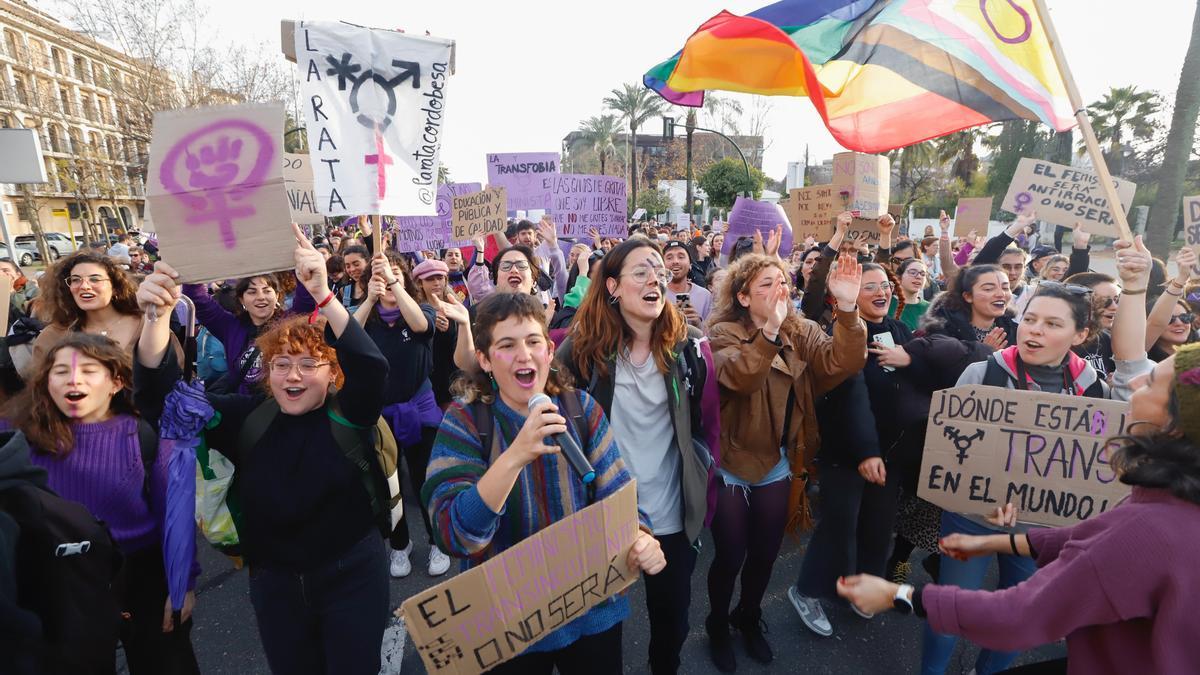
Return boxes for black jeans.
[248,531,389,675]
[643,531,697,675]
[390,426,438,551]
[795,460,901,599]
[486,623,623,675]
[119,546,200,675]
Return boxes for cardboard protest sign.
[721,196,793,256]
[294,21,453,216]
[1001,158,1136,238]
[919,386,1131,528]
[832,152,890,218]
[281,153,323,225]
[393,216,443,253]
[146,103,293,284]
[1184,195,1200,255]
[486,153,560,213]
[402,482,640,675]
[452,186,508,241]
[953,197,993,233]
[544,174,627,239]
[782,184,837,241]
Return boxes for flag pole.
[1032,0,1133,242]
[371,214,382,253]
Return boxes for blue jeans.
[920,512,1038,675]
[248,531,390,675]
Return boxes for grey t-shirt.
[666,281,713,322]
[611,351,683,536]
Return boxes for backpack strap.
[470,400,495,460]
[235,397,282,458]
[136,418,159,501]
[326,401,391,538]
[982,357,1014,388]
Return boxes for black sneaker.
[705,613,737,673]
[730,605,773,665]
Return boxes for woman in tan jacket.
[703,252,866,672]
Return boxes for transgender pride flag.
[644,0,1076,153]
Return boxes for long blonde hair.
[708,253,804,336]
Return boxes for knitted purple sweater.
[27,416,168,555]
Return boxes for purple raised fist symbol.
[159,119,274,250]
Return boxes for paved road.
[182,488,1065,674]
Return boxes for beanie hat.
[1173,342,1200,444]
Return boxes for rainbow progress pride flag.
[643,0,1076,152]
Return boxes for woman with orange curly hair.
[28,251,147,376]
[556,237,717,675]
[7,333,199,673]
[702,252,865,671]
[134,225,391,675]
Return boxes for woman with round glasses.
[134,226,393,674]
[29,251,179,378]
[466,244,542,303]
[890,258,932,330]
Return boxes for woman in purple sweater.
[8,332,199,674]
[837,343,1200,675]
[183,273,314,394]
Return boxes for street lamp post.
[662,115,753,198]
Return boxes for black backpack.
[1,478,123,674]
[982,357,1106,398]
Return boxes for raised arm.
[441,293,476,371]
[1145,247,1194,350]
[938,211,960,284]
[537,217,568,299]
[1066,222,1091,276]
[973,212,1034,265]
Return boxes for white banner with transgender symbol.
[295,21,454,216]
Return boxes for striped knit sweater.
[423,390,649,654]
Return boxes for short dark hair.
[1112,415,1200,506]
[1064,272,1117,289]
[1027,282,1096,335]
[515,219,537,234]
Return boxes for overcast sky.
[52,1,1200,182]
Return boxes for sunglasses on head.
[1034,280,1093,297]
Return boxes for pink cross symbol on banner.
[364,129,394,201]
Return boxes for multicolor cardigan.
[422,390,649,653]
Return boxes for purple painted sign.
[394,216,444,253]
[721,196,793,256]
[544,174,627,239]
[486,153,559,213]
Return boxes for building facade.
[0,0,152,240]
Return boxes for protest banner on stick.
[1001,158,1136,238]
[294,21,453,217]
[146,103,294,284]
[486,153,560,213]
[919,385,1131,528]
[953,197,993,233]
[401,483,640,675]
[452,187,508,241]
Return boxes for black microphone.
[528,393,595,484]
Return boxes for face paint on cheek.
[491,350,516,363]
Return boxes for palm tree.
[1147,2,1200,257]
[702,94,744,136]
[886,141,937,205]
[577,114,620,175]
[936,129,985,184]
[604,83,665,209]
[1078,85,1161,177]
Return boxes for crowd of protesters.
[0,206,1197,675]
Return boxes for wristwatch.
[893,584,914,615]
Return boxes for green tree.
[636,188,673,217]
[986,120,1051,208]
[1079,86,1162,177]
[697,157,764,209]
[577,114,621,175]
[886,141,938,208]
[603,83,665,209]
[936,129,985,184]
[1148,2,1200,256]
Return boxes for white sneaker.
[428,546,451,576]
[390,543,412,578]
[787,586,833,637]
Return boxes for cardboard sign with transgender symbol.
[146,102,294,284]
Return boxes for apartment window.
[51,47,65,74]
[96,96,110,124]
[92,63,107,87]
[106,136,118,161]
[0,114,13,128]
[82,94,95,121]
[3,30,19,60]
[73,55,89,83]
[13,74,27,105]
[68,129,81,155]
[59,87,72,115]
[47,124,63,153]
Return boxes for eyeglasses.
[65,275,110,288]
[621,265,672,285]
[861,282,893,293]
[889,255,914,265]
[269,358,329,376]
[498,260,531,273]
[1168,313,1196,325]
[903,269,928,278]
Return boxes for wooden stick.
[1032,0,1133,242]
[371,214,382,253]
